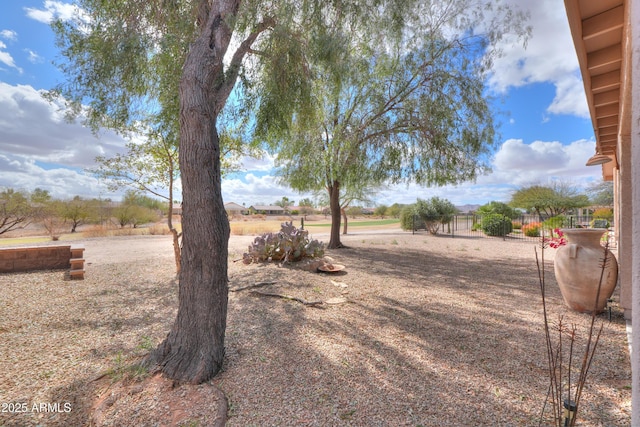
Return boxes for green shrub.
[400,205,425,230]
[414,197,457,235]
[543,215,566,231]
[512,221,522,230]
[476,201,520,219]
[481,214,513,237]
[522,222,541,237]
[471,223,482,231]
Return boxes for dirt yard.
[0,229,631,426]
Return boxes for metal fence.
[410,214,615,245]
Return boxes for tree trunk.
[167,163,181,276]
[145,15,230,383]
[341,207,348,235]
[328,181,344,248]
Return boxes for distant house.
[171,203,182,215]
[361,207,375,215]
[249,205,286,215]
[224,202,247,216]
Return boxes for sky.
[0,0,604,208]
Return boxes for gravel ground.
[0,231,631,426]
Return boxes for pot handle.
[569,243,578,259]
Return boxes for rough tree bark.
[341,207,348,235]
[328,181,344,248]
[145,1,237,384]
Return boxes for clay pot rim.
[559,228,608,234]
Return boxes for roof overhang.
[564,0,630,180]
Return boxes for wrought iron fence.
[410,214,615,246]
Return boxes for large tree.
[51,0,527,384]
[509,183,590,219]
[587,180,614,206]
[272,2,529,248]
[0,189,32,236]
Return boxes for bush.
[414,197,457,235]
[522,222,541,237]
[243,221,324,264]
[543,215,566,231]
[592,208,613,222]
[400,206,425,231]
[481,214,513,237]
[512,221,522,230]
[476,201,520,219]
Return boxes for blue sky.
[0,0,603,208]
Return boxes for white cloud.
[221,136,603,208]
[483,138,599,187]
[488,0,588,118]
[0,83,127,166]
[0,30,17,41]
[0,40,23,73]
[25,49,44,64]
[0,83,131,198]
[238,153,275,172]
[24,1,81,24]
[222,173,316,206]
[0,154,108,199]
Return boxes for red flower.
[545,228,567,248]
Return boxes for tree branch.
[214,17,276,113]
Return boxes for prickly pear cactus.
[243,221,325,264]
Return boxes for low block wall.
[0,245,73,273]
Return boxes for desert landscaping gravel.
[0,230,631,426]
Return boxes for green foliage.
[298,198,314,208]
[387,203,403,218]
[400,206,420,230]
[346,206,363,218]
[243,222,324,264]
[512,221,522,230]
[274,197,294,211]
[0,188,32,235]
[30,188,52,204]
[509,184,589,218]
[60,196,100,232]
[114,204,159,228]
[543,216,566,231]
[481,214,513,237]
[374,205,388,218]
[413,197,457,235]
[269,1,529,247]
[587,181,614,206]
[592,208,613,222]
[477,201,519,219]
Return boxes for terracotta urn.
[553,228,618,313]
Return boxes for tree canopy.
[509,183,590,218]
[587,180,614,206]
[271,1,529,248]
[0,189,32,235]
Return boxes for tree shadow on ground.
[220,239,629,425]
